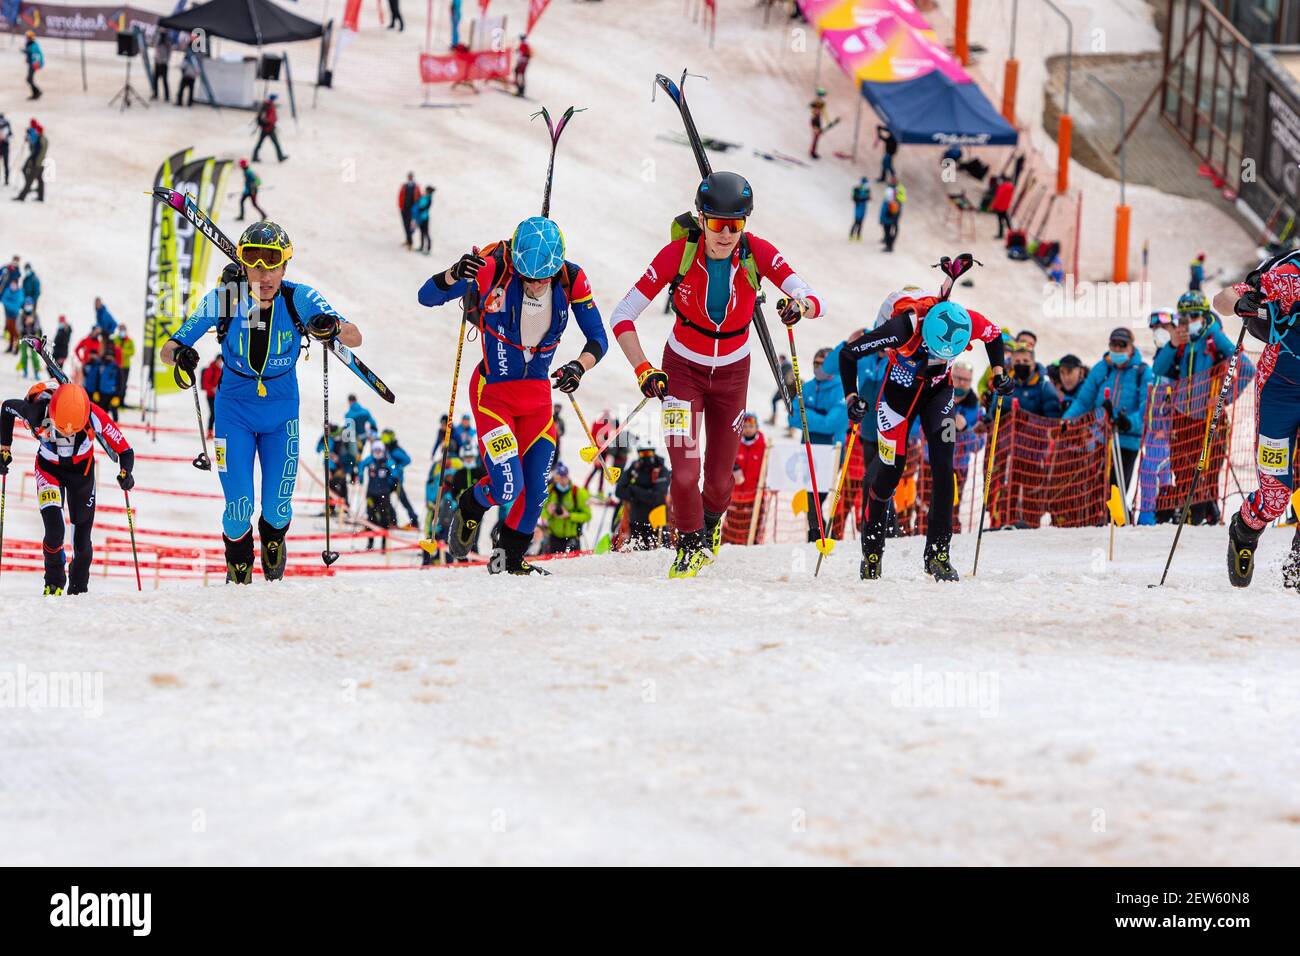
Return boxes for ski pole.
[815,423,859,577]
[568,394,621,483]
[1151,323,1249,588]
[123,488,142,592]
[174,364,212,470]
[0,471,6,583]
[784,321,829,550]
[580,395,652,464]
[971,398,1004,577]
[320,344,340,567]
[420,313,468,556]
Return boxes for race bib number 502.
[662,399,692,438]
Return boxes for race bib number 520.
[482,425,519,464]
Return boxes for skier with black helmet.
[1,380,135,594]
[609,170,825,578]
[161,220,364,584]
[839,284,1008,582]
[417,215,608,575]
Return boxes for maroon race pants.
[661,347,750,533]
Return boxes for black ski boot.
[448,487,487,561]
[490,524,550,576]
[224,533,255,585]
[924,539,960,582]
[1227,513,1263,588]
[258,516,288,582]
[703,509,725,563]
[1283,528,1300,593]
[860,527,884,580]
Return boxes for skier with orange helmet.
[1,380,134,594]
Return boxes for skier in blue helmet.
[417,215,608,575]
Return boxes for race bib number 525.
[1258,436,1291,476]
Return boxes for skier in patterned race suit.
[838,282,1010,582]
[1213,256,1300,590]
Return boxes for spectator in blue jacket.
[990,343,1063,419]
[1152,301,1254,385]
[380,428,420,527]
[21,263,40,306]
[789,346,848,541]
[2,274,23,353]
[449,412,475,451]
[344,394,378,441]
[93,296,117,336]
[1063,327,1152,490]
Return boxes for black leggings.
[38,464,97,593]
[863,378,955,547]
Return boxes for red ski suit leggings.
[661,347,750,533]
[468,367,557,535]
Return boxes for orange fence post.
[1002,58,1019,125]
[954,0,970,66]
[1056,114,1072,194]
[1113,204,1131,282]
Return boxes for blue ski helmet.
[922,301,972,361]
[511,216,566,279]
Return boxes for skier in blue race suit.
[1214,256,1300,591]
[162,220,364,584]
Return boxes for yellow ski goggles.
[237,241,293,270]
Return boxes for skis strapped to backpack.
[149,187,395,404]
[654,69,791,415]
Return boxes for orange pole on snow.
[954,0,970,66]
[1113,204,1131,282]
[1056,113,1072,194]
[1001,58,1019,126]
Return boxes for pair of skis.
[653,70,792,416]
[148,187,395,404]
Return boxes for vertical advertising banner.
[144,147,192,397]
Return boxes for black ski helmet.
[695,172,754,219]
[236,220,293,269]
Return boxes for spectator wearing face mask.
[789,345,848,542]
[1062,327,1152,490]
[1152,292,1254,383]
[542,462,591,554]
[988,342,1062,418]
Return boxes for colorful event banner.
[143,150,230,397]
[419,47,512,84]
[0,2,160,40]
[799,0,967,84]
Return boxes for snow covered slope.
[5,528,1300,865]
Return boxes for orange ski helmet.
[49,383,90,436]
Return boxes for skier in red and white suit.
[609,171,823,577]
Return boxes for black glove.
[449,251,487,282]
[308,313,341,341]
[637,364,669,399]
[1114,412,1131,433]
[551,359,584,394]
[845,393,871,424]
[777,297,810,327]
[220,261,246,287]
[1235,289,1265,318]
[0,448,11,477]
[117,468,134,491]
[174,344,200,374]
[991,372,1014,396]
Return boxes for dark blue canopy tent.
[863,70,1018,147]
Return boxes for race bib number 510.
[482,425,519,465]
